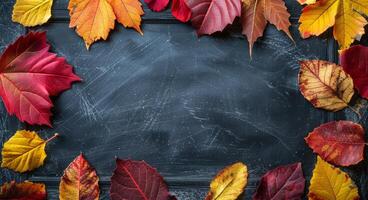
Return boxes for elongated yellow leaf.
[12,0,53,27]
[1,130,58,173]
[205,162,248,200]
[298,60,354,111]
[308,157,359,200]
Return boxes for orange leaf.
[109,0,144,34]
[59,154,99,200]
[0,181,46,200]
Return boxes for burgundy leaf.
[171,0,191,22]
[110,159,172,200]
[253,163,305,200]
[340,45,368,98]
[185,0,241,35]
[145,0,170,12]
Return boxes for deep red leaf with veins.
[144,0,170,11]
[253,163,305,200]
[305,121,365,166]
[110,159,173,200]
[340,45,368,99]
[185,0,241,35]
[0,32,80,126]
[171,0,191,22]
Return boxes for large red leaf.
[252,163,305,200]
[171,0,191,22]
[110,159,172,200]
[305,121,365,166]
[0,181,46,200]
[0,32,81,126]
[185,0,241,35]
[340,45,368,99]
[145,0,170,11]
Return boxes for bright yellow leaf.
[308,156,360,200]
[109,0,144,34]
[299,0,368,50]
[297,0,316,5]
[1,130,58,173]
[205,162,248,200]
[12,0,53,27]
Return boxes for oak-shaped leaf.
[305,121,365,166]
[299,0,368,50]
[298,60,354,111]
[340,45,368,99]
[252,163,305,200]
[110,159,174,200]
[186,0,241,35]
[0,32,81,126]
[206,162,248,200]
[308,156,359,200]
[0,181,46,200]
[69,0,144,49]
[241,0,293,56]
[59,154,100,200]
[12,0,53,26]
[1,130,58,173]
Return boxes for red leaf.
[185,0,241,35]
[110,159,172,200]
[145,0,170,12]
[0,32,81,126]
[252,163,305,200]
[305,121,365,166]
[171,0,191,22]
[0,181,46,200]
[340,45,368,99]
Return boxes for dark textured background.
[0,0,367,199]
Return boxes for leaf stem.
[45,133,59,143]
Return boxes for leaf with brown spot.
[0,181,46,200]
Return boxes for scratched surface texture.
[1,0,368,199]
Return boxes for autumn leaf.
[0,32,81,126]
[205,162,248,200]
[340,45,368,99]
[298,60,354,111]
[241,0,293,55]
[69,0,144,49]
[308,156,360,200]
[110,159,173,200]
[145,0,170,12]
[299,0,368,50]
[12,0,53,27]
[252,163,305,200]
[298,0,316,4]
[59,154,99,200]
[0,181,46,200]
[1,130,58,173]
[305,121,365,166]
[186,0,241,35]
[171,0,191,22]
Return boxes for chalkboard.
[1,0,368,199]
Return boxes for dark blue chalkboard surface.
[1,0,367,199]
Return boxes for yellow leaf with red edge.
[59,154,99,200]
[298,60,354,111]
[0,181,46,200]
[308,156,359,200]
[12,0,53,27]
[109,0,144,34]
[205,162,248,200]
[299,0,368,50]
[1,130,58,173]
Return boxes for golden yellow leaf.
[205,162,248,200]
[298,60,354,112]
[109,0,144,34]
[308,156,360,200]
[68,0,116,49]
[297,0,316,5]
[1,130,58,173]
[299,0,368,50]
[12,0,53,27]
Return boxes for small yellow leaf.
[298,60,354,111]
[1,130,58,173]
[298,0,316,5]
[12,0,53,27]
[109,0,144,34]
[205,162,248,200]
[308,156,360,200]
